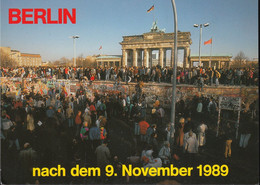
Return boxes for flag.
[204,38,212,45]
[147,5,154,13]
[99,46,102,50]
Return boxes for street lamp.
[170,0,178,143]
[70,35,80,67]
[193,23,209,67]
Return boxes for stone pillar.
[182,48,188,69]
[122,49,127,67]
[138,50,143,67]
[227,61,230,69]
[209,60,212,68]
[189,49,191,69]
[184,47,190,69]
[144,48,149,67]
[218,61,221,69]
[159,48,164,68]
[149,49,153,68]
[133,49,137,67]
[183,48,186,68]
[164,49,167,67]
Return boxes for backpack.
[100,127,107,140]
[80,127,89,140]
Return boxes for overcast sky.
[1,0,258,62]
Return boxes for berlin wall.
[92,81,258,111]
[1,77,258,112]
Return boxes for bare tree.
[0,49,18,67]
[77,53,84,67]
[52,60,61,66]
[83,55,97,67]
[47,57,73,67]
[60,57,73,66]
[231,51,248,68]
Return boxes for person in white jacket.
[197,121,208,152]
[185,132,199,154]
[184,131,198,164]
[183,129,196,153]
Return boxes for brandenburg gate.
[120,25,192,68]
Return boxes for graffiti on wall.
[91,83,129,95]
[0,77,258,112]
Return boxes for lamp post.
[170,0,178,143]
[70,35,79,67]
[193,23,209,67]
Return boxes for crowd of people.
[1,75,258,184]
[0,65,258,86]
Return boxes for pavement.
[1,108,258,184]
[106,114,259,184]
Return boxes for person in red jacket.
[89,74,95,85]
[65,67,69,79]
[75,110,82,137]
[139,120,150,143]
